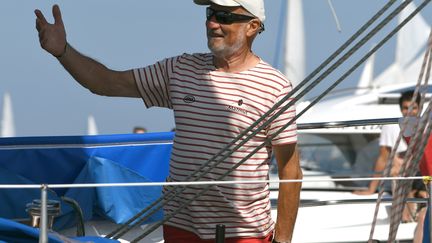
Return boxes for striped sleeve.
[133,56,179,109]
[268,80,297,145]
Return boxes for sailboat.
[87,115,99,136]
[1,92,16,137]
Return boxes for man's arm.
[35,5,139,98]
[353,146,390,195]
[273,143,302,243]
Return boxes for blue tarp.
[0,132,173,235]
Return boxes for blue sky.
[1,0,431,136]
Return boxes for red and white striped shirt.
[133,53,297,239]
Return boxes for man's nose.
[206,16,220,29]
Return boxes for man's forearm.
[58,43,137,97]
[274,170,302,242]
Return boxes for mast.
[284,0,306,87]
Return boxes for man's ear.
[247,19,261,37]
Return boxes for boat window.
[298,133,380,186]
[298,134,354,173]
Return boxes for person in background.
[133,126,147,134]
[353,91,420,196]
[35,1,302,242]
[354,91,426,234]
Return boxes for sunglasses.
[206,7,255,25]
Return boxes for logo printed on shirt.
[227,100,248,115]
[183,95,196,103]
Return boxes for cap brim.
[193,0,241,7]
[193,0,211,5]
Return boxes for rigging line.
[389,94,432,240]
[131,3,426,241]
[107,1,401,239]
[369,28,432,240]
[327,0,342,32]
[389,108,432,242]
[380,58,432,242]
[418,32,432,114]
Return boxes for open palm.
[35,5,67,57]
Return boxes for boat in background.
[87,115,99,136]
[294,0,431,189]
[1,92,15,137]
[265,1,432,242]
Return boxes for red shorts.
[163,225,273,243]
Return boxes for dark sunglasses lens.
[206,8,213,20]
[215,12,232,24]
[206,8,232,24]
[216,12,234,24]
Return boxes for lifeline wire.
[128,2,428,242]
[106,0,400,239]
[0,176,428,189]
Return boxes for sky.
[1,0,432,137]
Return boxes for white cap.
[193,0,266,22]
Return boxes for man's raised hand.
[35,5,67,58]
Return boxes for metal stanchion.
[215,224,225,243]
[39,184,48,243]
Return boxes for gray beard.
[208,28,246,59]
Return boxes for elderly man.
[35,0,302,242]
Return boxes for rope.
[368,26,432,242]
[389,108,432,241]
[387,33,432,241]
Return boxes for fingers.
[34,9,48,31]
[34,9,48,24]
[52,4,64,26]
